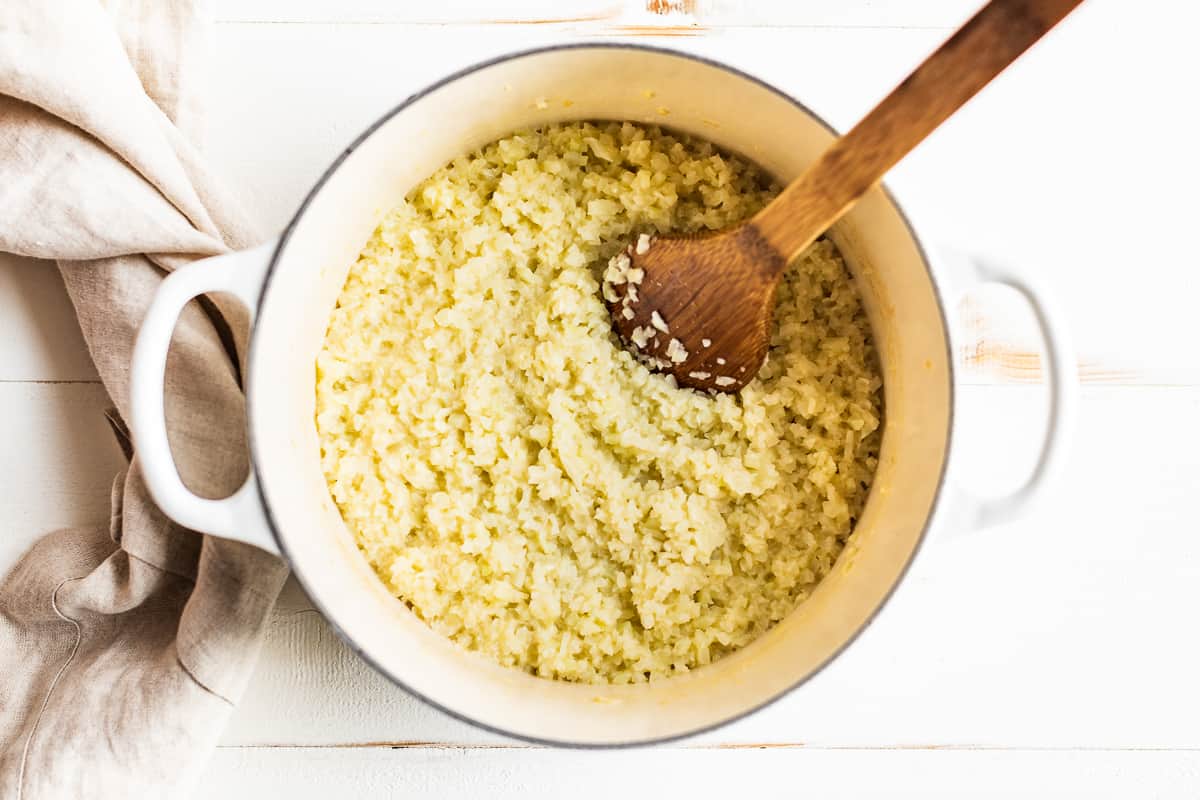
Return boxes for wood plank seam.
[215,743,1200,752]
[0,379,103,385]
[210,20,956,31]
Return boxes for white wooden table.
[4,0,1199,795]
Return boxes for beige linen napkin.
[0,1,289,796]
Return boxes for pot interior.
[249,45,952,744]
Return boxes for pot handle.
[129,240,280,556]
[941,249,1078,532]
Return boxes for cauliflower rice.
[315,122,882,684]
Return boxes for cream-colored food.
[315,122,882,684]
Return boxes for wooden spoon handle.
[753,0,1085,263]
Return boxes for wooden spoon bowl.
[605,227,783,390]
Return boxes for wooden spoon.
[606,0,1084,393]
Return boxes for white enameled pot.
[130,44,1077,746]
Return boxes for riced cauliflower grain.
[666,338,688,363]
[315,122,882,685]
